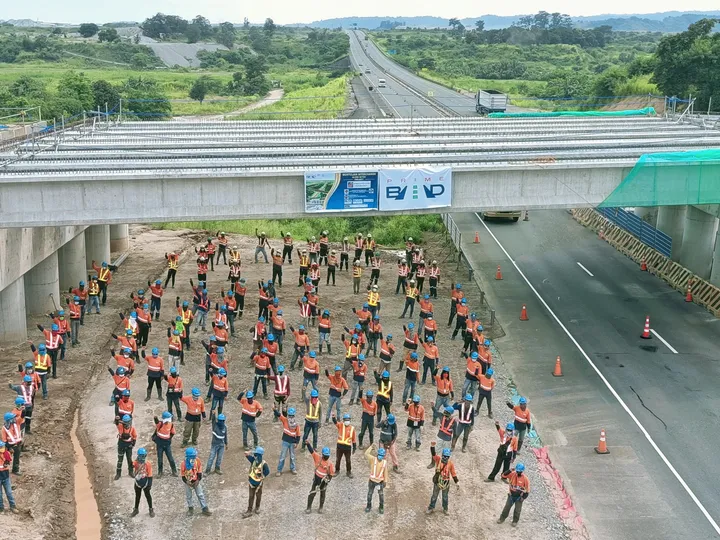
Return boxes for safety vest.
[300,255,309,267]
[117,399,134,417]
[2,423,22,445]
[369,457,387,483]
[181,309,192,325]
[137,309,150,324]
[272,253,282,265]
[412,251,421,264]
[416,266,427,277]
[169,335,182,351]
[308,241,319,253]
[310,268,320,280]
[436,376,453,396]
[282,419,300,438]
[303,358,319,376]
[168,257,178,270]
[46,333,61,349]
[430,267,440,278]
[229,250,241,262]
[405,286,418,299]
[407,404,424,422]
[69,304,81,318]
[306,400,320,421]
[371,258,381,269]
[35,353,50,372]
[274,374,289,396]
[337,424,355,446]
[479,375,494,392]
[314,457,333,479]
[439,416,456,436]
[89,282,100,295]
[353,266,362,278]
[514,407,531,425]
[156,422,174,440]
[20,384,34,404]
[341,242,350,253]
[218,236,228,246]
[345,344,359,359]
[380,341,394,358]
[299,303,310,318]
[329,255,338,267]
[458,402,474,424]
[98,267,111,282]
[355,238,364,249]
[364,239,375,251]
[367,292,379,306]
[318,316,331,330]
[212,376,228,392]
[398,265,409,277]
[284,237,293,246]
[378,380,392,399]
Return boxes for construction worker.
[354,233,364,261]
[369,252,382,286]
[302,351,320,393]
[1,413,22,475]
[324,366,349,423]
[305,443,335,513]
[398,323,418,372]
[317,309,332,354]
[395,258,410,295]
[273,407,300,476]
[250,348,270,398]
[269,247,283,286]
[69,280,88,325]
[35,323,62,377]
[29,343,50,398]
[417,294,433,335]
[167,326,183,367]
[234,277,247,319]
[317,230,329,265]
[243,446,270,518]
[432,366,454,426]
[365,444,389,514]
[497,463,530,527]
[115,414,137,480]
[205,413,228,475]
[181,447,211,516]
[358,390,377,449]
[415,260,427,293]
[141,348,164,402]
[17,361,40,392]
[405,395,425,450]
[486,421,518,483]
[307,236,319,265]
[115,389,135,425]
[452,394,475,452]
[130,448,154,518]
[426,444,459,515]
[254,229,270,263]
[307,287,319,324]
[181,388,206,447]
[92,259,116,305]
[378,334,396,373]
[331,413,357,477]
[399,278,419,318]
[194,289,209,333]
[448,283,464,327]
[152,411,178,477]
[164,366,183,419]
[309,262,321,292]
[348,354,368,405]
[410,247,422,274]
[280,231,294,263]
[451,299,469,340]
[377,413,399,472]
[0,441,18,513]
[340,237,350,271]
[302,388,322,450]
[352,260,363,294]
[215,231,229,265]
[477,367,495,418]
[462,352,481,399]
[228,261,242,286]
[210,368,229,414]
[401,351,420,403]
[107,365,130,411]
[420,335,441,386]
[228,244,241,266]
[67,295,83,346]
[237,390,263,450]
[8,377,35,434]
[507,397,532,451]
[373,369,393,425]
[363,234,376,266]
[289,325,310,370]
[428,260,440,298]
[164,252,179,288]
[327,250,338,285]
[429,407,456,462]
[298,248,310,286]
[88,276,101,313]
[479,339,493,374]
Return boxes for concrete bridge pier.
[678,206,719,280]
[59,231,87,290]
[85,225,111,271]
[0,276,27,343]
[657,205,687,261]
[24,252,60,315]
[110,224,130,252]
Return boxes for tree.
[543,69,592,98]
[243,17,250,29]
[549,13,572,29]
[192,15,213,39]
[185,25,200,43]
[98,27,120,43]
[57,71,93,110]
[91,80,121,111]
[417,57,436,70]
[593,66,628,97]
[51,27,63,35]
[120,77,171,119]
[78,23,99,38]
[264,18,276,35]
[216,22,236,48]
[189,78,208,103]
[475,20,485,32]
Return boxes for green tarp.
[488,107,656,118]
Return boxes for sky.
[3,0,720,25]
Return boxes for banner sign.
[378,167,452,211]
[304,171,378,213]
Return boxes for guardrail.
[441,213,474,279]
[596,207,672,258]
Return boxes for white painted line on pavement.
[474,213,720,536]
[650,329,679,354]
[576,262,594,277]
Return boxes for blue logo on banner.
[386,185,445,200]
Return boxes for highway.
[347,27,720,540]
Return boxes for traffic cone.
[524,211,529,222]
[640,315,651,339]
[598,226,605,240]
[474,231,480,244]
[519,304,529,321]
[594,429,610,454]
[552,356,563,377]
[640,258,647,271]
[495,265,502,280]
[685,280,693,302]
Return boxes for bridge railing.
[441,213,474,279]
[596,207,672,258]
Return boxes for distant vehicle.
[365,69,371,74]
[480,210,522,222]
[476,89,508,115]
[378,78,387,88]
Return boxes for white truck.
[476,89,508,115]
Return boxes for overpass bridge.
[1,115,719,227]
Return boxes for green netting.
[598,149,720,208]
[488,107,656,118]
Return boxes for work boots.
[157,387,163,400]
[396,361,404,372]
[327,343,332,354]
[145,389,152,402]
[114,470,121,480]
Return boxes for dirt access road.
[0,226,572,540]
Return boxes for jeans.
[359,415,374,446]
[206,444,225,472]
[278,440,296,472]
[150,297,161,317]
[462,378,478,400]
[421,358,435,384]
[88,295,100,313]
[326,395,342,421]
[366,480,385,508]
[429,483,449,511]
[400,298,415,318]
[71,319,80,344]
[0,475,16,509]
[185,483,207,509]
[195,310,207,330]
[402,378,417,403]
[156,443,176,473]
[350,379,364,403]
[242,420,259,447]
[302,421,319,448]
[211,395,225,415]
[407,426,422,447]
[303,376,318,392]
[433,394,450,422]
[38,372,48,398]
[255,247,268,263]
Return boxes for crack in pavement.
[630,386,668,431]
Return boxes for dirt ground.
[0,226,572,540]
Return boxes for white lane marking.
[650,329,679,354]
[576,262,594,277]
[474,213,720,535]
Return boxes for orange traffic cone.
[640,315,651,339]
[594,429,610,454]
[640,258,647,271]
[519,304,529,321]
[495,265,503,280]
[552,356,563,377]
[685,280,693,302]
[474,231,480,244]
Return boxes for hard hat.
[227,290,233,297]
[373,315,379,321]
[182,301,189,308]
[254,446,265,456]
[156,279,162,285]
[343,413,351,420]
[343,237,349,241]
[408,237,413,241]
[38,344,46,352]
[287,408,296,416]
[471,352,479,360]
[386,334,392,340]
[442,448,451,458]
[367,233,372,238]
[322,447,331,457]
[267,279,273,285]
[191,388,201,397]
[323,309,330,316]
[484,339,491,347]
[3,412,16,422]
[25,361,33,369]
[302,296,308,302]
[143,304,149,310]
[258,316,265,323]
[218,414,226,421]
[387,414,395,425]
[52,323,59,331]
[137,448,147,457]
[465,393,473,401]
[220,231,226,236]
[173,330,180,336]
[122,389,131,396]
[277,365,285,373]
[298,325,305,331]
[246,390,255,399]
[410,352,418,359]
[506,423,515,431]
[152,347,159,355]
[15,397,24,406]
[162,411,172,420]
[121,414,131,423]
[58,310,65,316]
[273,298,279,304]
[261,347,268,354]
[455,284,461,289]
[377,448,386,459]
[444,406,454,414]
[432,260,437,265]
[79,280,85,286]
[218,368,227,376]
[382,370,389,378]
[358,354,366,362]
[23,375,32,383]
[102,262,108,267]
[126,329,133,335]
[515,463,525,473]
[311,236,316,241]
[117,366,126,374]
[309,351,317,358]
[478,325,483,332]
[427,313,433,319]
[460,299,466,304]
[519,397,527,405]
[413,395,421,403]
[286,232,292,237]
[217,320,224,326]
[334,366,341,372]
[401,259,407,264]
[486,368,494,376]
[408,322,415,329]
[185,447,198,458]
[426,336,434,342]
[310,389,319,398]
[442,366,450,373]
[277,310,283,315]
[366,390,374,397]
[175,316,182,322]
[424,294,430,300]
[355,323,362,330]
[170,366,177,375]
[409,278,416,283]
[363,303,369,309]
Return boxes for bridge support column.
[24,251,60,315]
[58,231,87,290]
[656,205,686,261]
[110,224,129,252]
[678,206,718,280]
[85,225,111,270]
[634,206,657,227]
[0,276,27,345]
[710,230,720,287]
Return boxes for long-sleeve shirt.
[210,418,228,447]
[365,446,389,484]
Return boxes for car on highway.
[480,210,522,222]
[365,69,371,74]
[378,78,386,88]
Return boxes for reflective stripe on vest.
[338,424,355,445]
[249,460,267,482]
[439,416,455,436]
[378,381,392,399]
[306,401,320,421]
[274,375,289,395]
[35,354,50,371]
[3,424,21,445]
[369,457,387,482]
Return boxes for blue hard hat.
[267,334,275,341]
[343,413,351,420]
[442,366,450,373]
[173,329,180,335]
[23,375,32,383]
[267,280,272,285]
[122,389,131,396]
[79,280,85,286]
[3,412,16,422]
[302,296,308,302]
[202,289,208,294]
[377,448,386,459]
[478,325,484,332]
[25,362,33,369]
[461,298,467,304]
[484,339,491,347]
[373,315,379,320]
[246,390,255,399]
[191,388,201,397]
[334,366,341,372]
[170,366,177,374]
[358,354,366,361]
[486,368,494,376]
[137,448,147,456]
[323,309,330,316]
[52,323,59,331]
[186,447,198,458]
[515,463,525,473]
[39,344,46,352]
[424,294,430,300]
[176,316,182,321]
[310,389,319,398]
[408,322,414,329]
[322,447,331,457]
[506,423,515,431]
[442,448,451,458]
[218,414,226,421]
[117,366,126,374]
[465,393,473,401]
[138,289,145,295]
[444,406,454,414]
[470,312,476,318]
[73,295,79,302]
[363,303,369,309]
[182,301,189,308]
[305,277,312,283]
[455,284,461,289]
[413,395,420,403]
[217,346,225,354]
[273,298,279,304]
[519,397,527,405]
[152,347,159,355]
[387,414,395,425]
[156,280,162,285]
[227,290,233,296]
[121,414,131,423]
[298,325,305,331]
[366,390,374,397]
[386,334,392,340]
[261,347,268,354]
[355,324,361,330]
[471,352,478,359]
[102,262,108,268]
[309,351,317,359]
[259,316,265,322]
[287,408,296,416]
[58,310,65,316]
[217,320,225,326]
[427,336,434,342]
[15,397,24,406]
[277,310,283,315]
[382,370,389,378]
[162,411,172,420]
[410,352,418,359]
[126,329,133,335]
[143,304,149,310]
[255,446,265,456]
[218,368,227,376]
